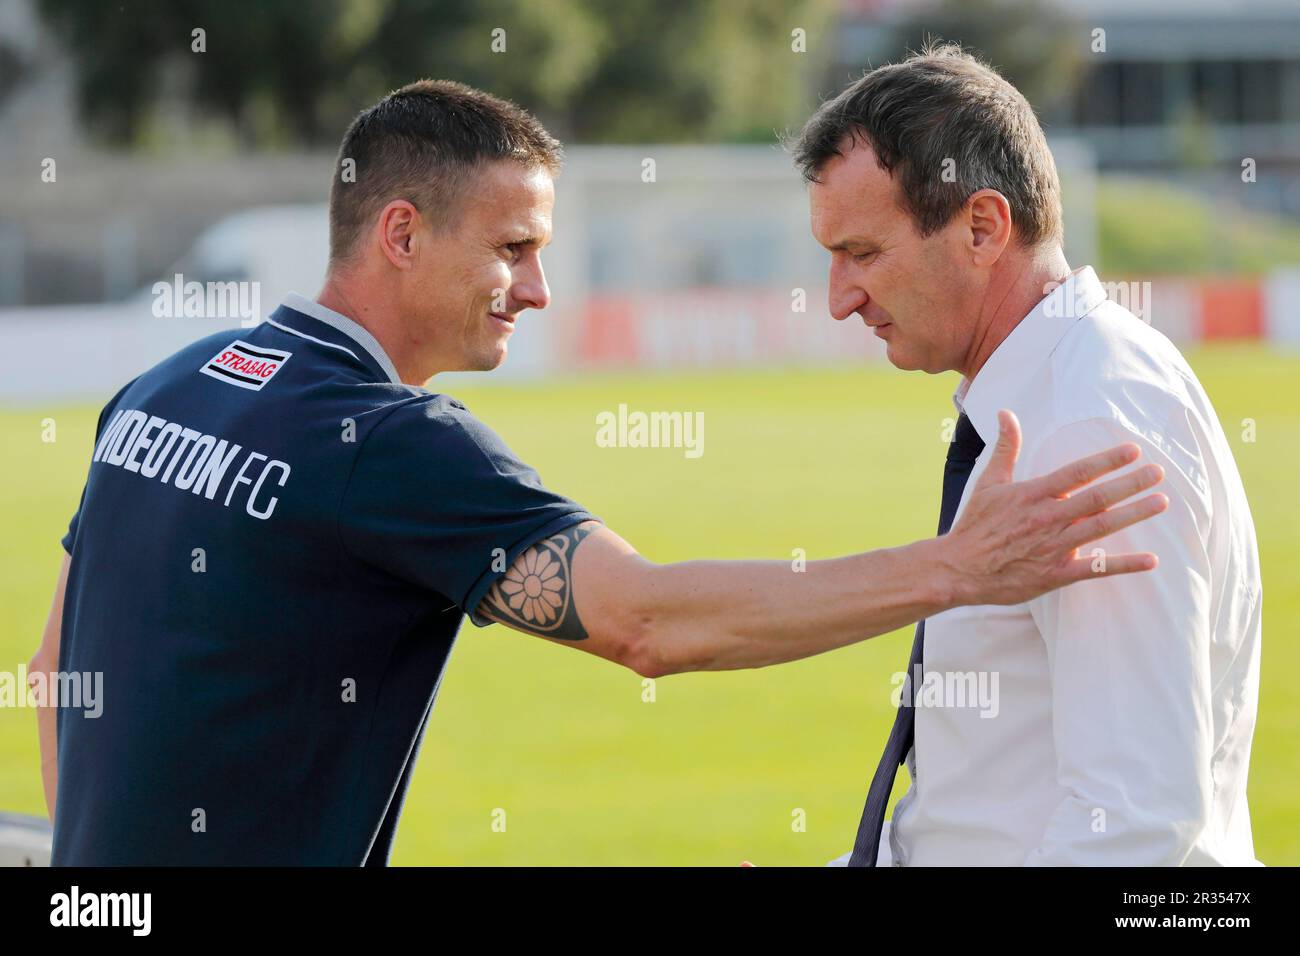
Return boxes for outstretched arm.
[478,410,1168,677]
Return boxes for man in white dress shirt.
[792,42,1263,866]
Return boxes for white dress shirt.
[849,265,1262,866]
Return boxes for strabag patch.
[199,341,292,391]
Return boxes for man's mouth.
[490,312,516,332]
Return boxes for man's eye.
[852,250,876,263]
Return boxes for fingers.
[1060,492,1169,552]
[1061,551,1159,584]
[1058,463,1165,522]
[1036,441,1142,498]
[972,409,1020,489]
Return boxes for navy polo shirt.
[52,293,596,865]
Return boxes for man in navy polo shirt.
[30,80,1168,865]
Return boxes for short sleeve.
[63,377,138,554]
[338,397,599,626]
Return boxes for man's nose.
[828,258,868,322]
[512,259,550,312]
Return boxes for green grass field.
[2,344,1296,865]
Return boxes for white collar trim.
[282,292,402,385]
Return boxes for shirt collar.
[955,265,1108,444]
[266,292,403,385]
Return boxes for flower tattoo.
[477,521,598,640]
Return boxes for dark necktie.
[847,412,986,866]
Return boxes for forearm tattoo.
[476,521,600,641]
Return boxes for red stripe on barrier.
[1200,281,1263,340]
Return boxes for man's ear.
[376,199,419,270]
[966,189,1013,266]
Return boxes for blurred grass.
[0,345,1295,864]
[1098,177,1300,276]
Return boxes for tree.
[38,0,836,147]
